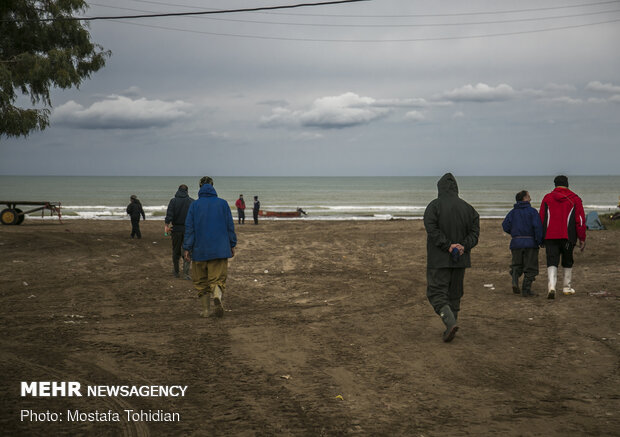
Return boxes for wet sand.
[1,219,619,436]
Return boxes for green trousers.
[191,258,228,297]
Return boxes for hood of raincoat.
[437,173,459,197]
[198,183,218,198]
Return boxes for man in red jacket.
[539,175,586,299]
[235,194,246,225]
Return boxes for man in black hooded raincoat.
[423,173,480,342]
[165,184,194,279]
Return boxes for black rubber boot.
[440,305,458,342]
[183,260,191,280]
[522,277,537,297]
[512,272,520,294]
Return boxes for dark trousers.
[130,218,141,238]
[511,247,539,280]
[427,268,465,316]
[253,210,259,224]
[171,232,184,273]
[237,208,245,224]
[545,239,574,268]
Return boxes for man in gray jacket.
[423,173,480,342]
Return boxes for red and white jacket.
[539,187,586,243]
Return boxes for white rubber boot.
[547,266,558,299]
[213,285,224,318]
[563,268,575,295]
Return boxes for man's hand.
[231,247,235,257]
[578,239,586,252]
[449,243,465,255]
[184,250,191,262]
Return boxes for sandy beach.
[1,218,618,436]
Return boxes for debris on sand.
[588,290,615,297]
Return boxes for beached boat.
[258,208,307,218]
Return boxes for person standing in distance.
[423,173,480,342]
[539,175,586,299]
[126,194,146,239]
[235,194,246,224]
[253,195,260,225]
[165,184,194,279]
[183,176,237,318]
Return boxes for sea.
[0,176,618,221]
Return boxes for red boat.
[258,208,307,218]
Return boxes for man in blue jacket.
[502,190,543,297]
[183,176,237,318]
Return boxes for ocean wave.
[34,202,618,222]
[584,204,619,210]
[319,205,426,212]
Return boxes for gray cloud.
[373,97,452,108]
[539,96,583,105]
[403,110,426,122]
[52,95,192,129]
[586,81,620,94]
[260,92,390,129]
[544,83,577,92]
[440,83,517,102]
[258,99,290,107]
[120,86,142,98]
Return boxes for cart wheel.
[1,208,18,225]
[15,208,25,225]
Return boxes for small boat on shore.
[258,208,307,218]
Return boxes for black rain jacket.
[423,173,480,269]
[127,199,145,221]
[165,188,194,233]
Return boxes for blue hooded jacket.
[183,184,236,261]
[502,201,543,249]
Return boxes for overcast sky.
[2,0,620,176]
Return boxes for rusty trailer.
[0,201,62,225]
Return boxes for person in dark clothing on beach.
[165,184,194,279]
[126,195,146,239]
[423,173,480,342]
[235,194,246,224]
[502,190,543,297]
[253,195,260,225]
